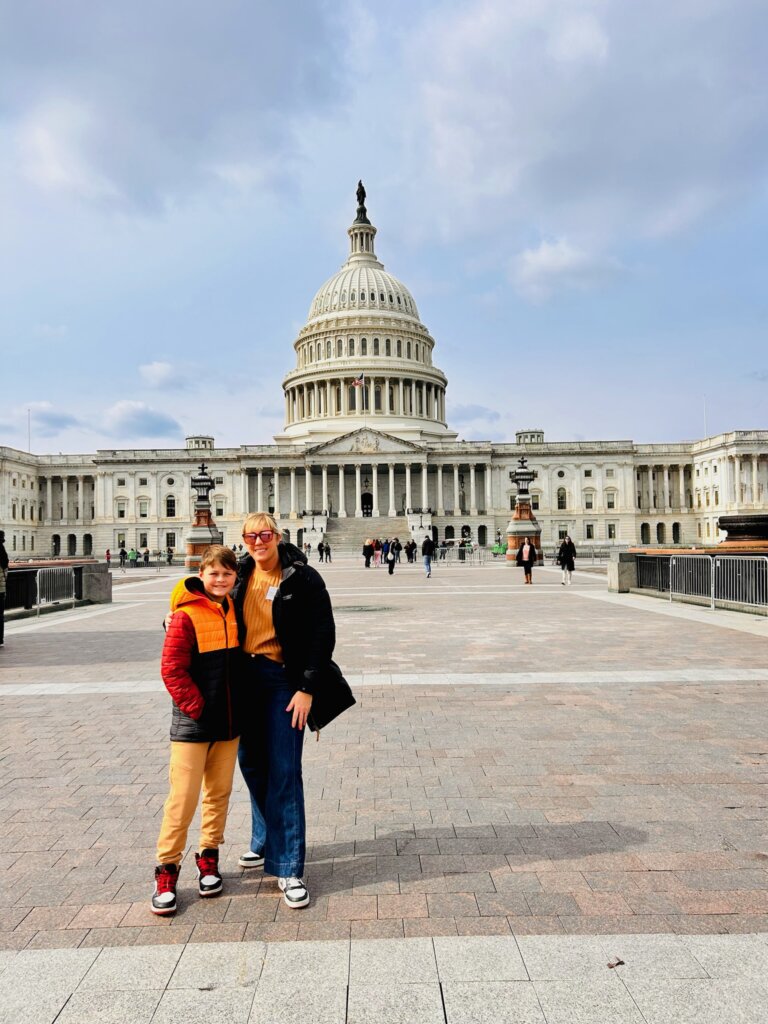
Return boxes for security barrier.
[638,553,768,611]
[35,567,77,616]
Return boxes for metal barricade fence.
[665,553,768,610]
[36,566,76,616]
[714,555,768,609]
[670,554,712,604]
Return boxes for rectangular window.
[139,500,149,518]
[585,495,594,509]
[139,477,148,486]
[166,532,176,548]
[697,523,702,537]
[558,526,568,540]
[215,503,224,517]
[531,495,539,510]
[139,532,148,548]
[607,523,616,540]
[607,493,616,509]
[586,523,594,540]
[117,477,126,486]
[215,477,224,485]
[117,502,126,519]
[606,469,615,478]
[584,469,592,477]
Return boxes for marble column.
[355,464,362,518]
[272,469,280,517]
[411,379,416,416]
[437,465,444,515]
[752,455,759,505]
[485,463,492,513]
[678,465,685,510]
[648,466,655,510]
[405,464,412,510]
[735,455,742,506]
[322,465,328,512]
[313,382,319,419]
[388,464,396,516]
[62,477,69,522]
[338,465,347,517]
[469,465,477,515]
[285,391,290,424]
[372,465,380,516]
[241,470,249,514]
[76,476,83,522]
[663,466,670,510]
[398,378,404,416]
[257,470,264,512]
[384,377,391,414]
[290,468,297,518]
[341,380,348,416]
[453,464,460,513]
[46,477,53,523]
[304,466,312,512]
[421,462,428,507]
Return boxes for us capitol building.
[2,185,768,559]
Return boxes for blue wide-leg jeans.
[237,656,306,878]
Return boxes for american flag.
[352,372,365,387]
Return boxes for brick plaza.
[1,557,768,1021]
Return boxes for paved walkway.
[1,558,767,1021]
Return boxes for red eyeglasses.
[242,530,276,543]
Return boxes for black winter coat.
[232,542,336,695]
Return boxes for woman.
[516,536,536,584]
[234,512,335,909]
[557,535,577,586]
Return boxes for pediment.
[306,428,426,457]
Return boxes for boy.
[151,545,242,915]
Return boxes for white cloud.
[103,400,182,439]
[18,98,121,202]
[546,13,609,64]
[139,361,177,389]
[512,238,621,301]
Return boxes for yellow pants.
[156,738,240,865]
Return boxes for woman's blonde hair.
[242,512,282,538]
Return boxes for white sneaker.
[278,876,310,908]
[238,850,265,869]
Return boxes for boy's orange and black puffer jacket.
[161,576,243,742]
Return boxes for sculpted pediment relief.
[307,428,425,457]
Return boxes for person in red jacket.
[151,545,242,915]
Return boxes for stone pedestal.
[185,463,224,570]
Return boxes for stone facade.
[2,192,768,558]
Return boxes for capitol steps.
[322,515,412,555]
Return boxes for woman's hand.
[286,691,313,730]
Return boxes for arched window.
[349,339,355,356]
[374,386,382,411]
[166,496,176,517]
[672,522,681,544]
[326,340,332,358]
[415,343,420,361]
[557,488,567,510]
[361,338,367,355]
[373,338,379,355]
[656,523,666,544]
[396,339,402,357]
[406,341,412,358]
[640,523,651,544]
[385,338,391,356]
[337,338,343,356]
[445,525,455,540]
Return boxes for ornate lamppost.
[505,456,542,565]
[184,462,224,569]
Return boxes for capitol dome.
[277,183,456,445]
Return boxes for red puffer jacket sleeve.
[161,611,204,719]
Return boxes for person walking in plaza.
[119,546,127,568]
[105,548,111,570]
[166,547,174,566]
[373,538,382,567]
[362,538,374,568]
[318,540,325,563]
[151,545,243,915]
[324,541,332,563]
[516,536,536,584]
[557,535,577,585]
[422,535,435,578]
[386,545,396,576]
[234,513,336,909]
[392,537,402,563]
[0,530,8,649]
[143,548,150,567]
[128,547,138,569]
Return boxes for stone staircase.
[323,515,411,555]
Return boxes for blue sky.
[1,0,767,453]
